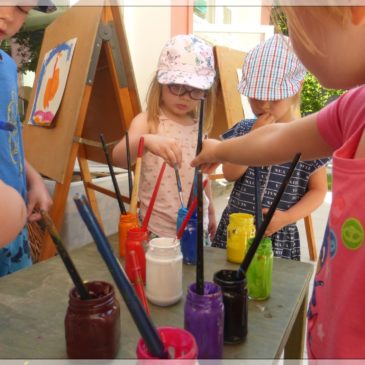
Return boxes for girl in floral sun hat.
[212,34,330,261]
[113,34,217,241]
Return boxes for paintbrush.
[238,153,301,277]
[187,100,205,209]
[142,162,166,230]
[176,179,208,241]
[125,131,133,200]
[74,194,168,358]
[196,168,204,295]
[40,210,91,300]
[100,134,127,215]
[129,250,150,315]
[254,167,263,231]
[173,164,184,208]
[130,136,144,215]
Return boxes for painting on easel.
[28,38,77,128]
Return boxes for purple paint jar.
[184,281,224,359]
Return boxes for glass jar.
[177,208,197,265]
[213,269,248,344]
[118,212,139,257]
[136,326,198,359]
[125,227,148,284]
[227,213,255,264]
[146,237,183,306]
[184,282,224,359]
[64,281,121,359]
[247,237,273,300]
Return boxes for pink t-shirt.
[308,85,365,358]
[139,113,208,237]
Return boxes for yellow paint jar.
[226,213,255,264]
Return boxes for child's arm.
[191,113,334,172]
[263,165,328,236]
[0,180,27,247]
[204,180,217,240]
[221,114,274,182]
[222,163,247,182]
[25,161,53,222]
[112,112,183,168]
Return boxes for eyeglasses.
[167,84,208,100]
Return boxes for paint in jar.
[213,269,248,343]
[184,281,224,359]
[118,212,139,257]
[247,237,273,300]
[146,237,183,306]
[125,227,147,284]
[227,213,255,264]
[64,281,121,359]
[177,207,197,265]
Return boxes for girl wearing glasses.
[113,34,217,240]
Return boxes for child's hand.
[251,113,276,131]
[144,134,182,167]
[190,139,222,173]
[27,180,53,223]
[262,208,288,236]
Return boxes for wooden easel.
[212,45,317,261]
[23,4,141,261]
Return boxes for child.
[0,4,54,274]
[213,35,329,261]
[192,6,365,359]
[113,34,217,240]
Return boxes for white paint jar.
[146,237,183,306]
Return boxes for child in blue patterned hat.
[212,34,330,260]
[0,5,53,273]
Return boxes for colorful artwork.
[28,38,77,127]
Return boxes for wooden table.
[0,235,313,359]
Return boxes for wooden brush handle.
[130,137,144,214]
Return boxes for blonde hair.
[145,71,216,134]
[273,6,351,55]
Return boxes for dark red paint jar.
[64,281,121,359]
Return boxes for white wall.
[122,6,171,110]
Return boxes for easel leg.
[304,215,317,261]
[78,146,104,230]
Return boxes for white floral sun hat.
[238,34,307,101]
[157,34,216,90]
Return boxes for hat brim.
[34,1,57,13]
[157,70,215,90]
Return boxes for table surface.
[0,235,313,359]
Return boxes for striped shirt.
[212,119,330,260]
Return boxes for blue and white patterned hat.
[34,0,56,13]
[238,34,307,101]
[157,34,216,90]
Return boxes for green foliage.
[0,29,44,74]
[300,73,345,116]
[271,7,345,115]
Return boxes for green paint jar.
[246,237,273,300]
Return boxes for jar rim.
[149,237,180,250]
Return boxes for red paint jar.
[136,326,198,359]
[125,227,147,284]
[64,281,121,359]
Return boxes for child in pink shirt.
[192,6,365,359]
